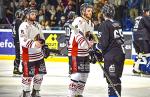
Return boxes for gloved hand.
[93,43,103,62]
[42,45,50,58]
[42,45,60,58]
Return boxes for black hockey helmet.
[143,8,150,13]
[80,3,93,15]
[101,4,115,18]
[68,11,76,19]
[15,9,24,19]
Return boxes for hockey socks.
[33,74,43,90]
[77,81,86,95]
[68,79,78,96]
[22,77,32,91]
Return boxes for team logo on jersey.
[21,30,24,34]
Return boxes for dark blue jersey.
[12,19,22,41]
[98,19,125,55]
[64,19,74,46]
[133,16,150,40]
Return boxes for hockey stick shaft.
[95,55,121,97]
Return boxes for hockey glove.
[42,45,50,58]
[93,43,103,62]
[42,45,60,58]
[89,49,97,64]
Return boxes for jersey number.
[114,29,123,39]
[65,27,71,36]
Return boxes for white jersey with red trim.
[68,17,94,57]
[19,21,45,62]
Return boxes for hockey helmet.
[15,9,24,19]
[24,8,38,16]
[80,3,93,15]
[142,8,150,14]
[68,11,76,19]
[101,4,115,18]
[143,8,150,13]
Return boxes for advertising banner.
[0,31,15,55]
[0,29,134,59]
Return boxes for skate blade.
[13,74,22,77]
[140,74,150,77]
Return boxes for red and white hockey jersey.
[19,21,45,62]
[68,17,94,57]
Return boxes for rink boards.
[0,29,135,65]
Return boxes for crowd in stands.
[0,0,149,31]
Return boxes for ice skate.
[13,67,22,76]
[132,69,141,75]
[19,91,30,97]
[75,95,83,97]
[31,89,41,97]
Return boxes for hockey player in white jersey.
[67,3,94,97]
[19,8,47,97]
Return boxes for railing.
[0,24,12,29]
[0,24,64,30]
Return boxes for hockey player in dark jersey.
[64,11,76,74]
[12,9,24,76]
[64,11,76,47]
[95,4,125,97]
[132,8,150,74]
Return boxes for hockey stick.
[94,54,121,97]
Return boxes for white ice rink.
[0,60,150,97]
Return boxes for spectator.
[41,0,50,9]
[129,0,141,22]
[35,0,43,10]
[58,15,66,30]
[40,19,51,30]
[62,0,68,7]
[41,5,51,21]
[122,15,134,31]
[22,0,29,9]
[93,3,100,20]
[55,5,64,25]
[50,19,57,30]
[29,0,37,9]
[5,3,14,24]
[64,1,75,17]
[48,5,56,22]
[57,0,65,10]
[37,9,44,23]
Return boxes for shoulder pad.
[72,17,83,28]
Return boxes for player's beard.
[84,13,92,20]
[29,18,36,21]
[29,16,36,21]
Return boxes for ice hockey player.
[64,11,76,73]
[95,4,125,97]
[132,8,150,74]
[64,11,76,47]
[19,8,47,97]
[67,3,94,97]
[12,9,25,76]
